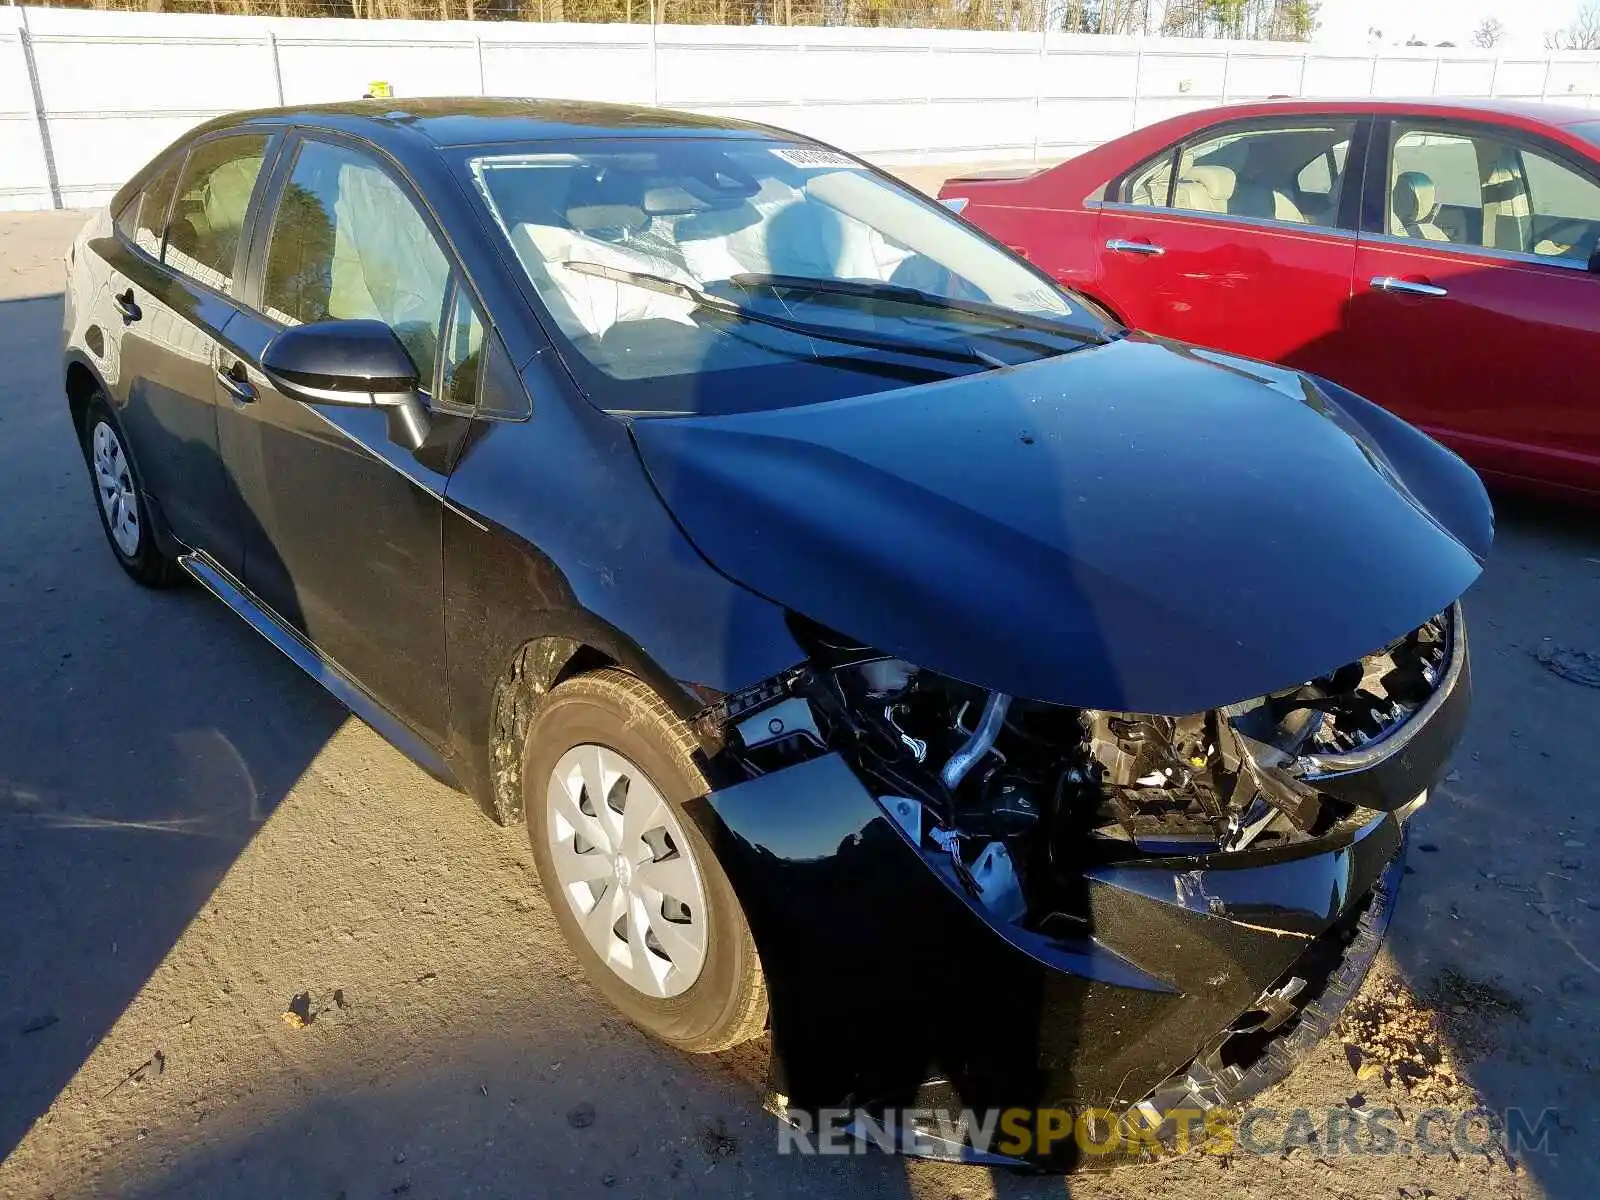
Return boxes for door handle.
[1371,276,1448,297]
[1106,238,1165,256]
[113,288,141,322]
[216,364,256,404]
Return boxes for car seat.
[1390,171,1450,241]
[1173,164,1234,213]
[1230,179,1309,223]
[1481,149,1532,253]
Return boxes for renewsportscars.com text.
[777,1104,1561,1159]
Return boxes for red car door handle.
[1106,238,1165,256]
[1371,275,1448,298]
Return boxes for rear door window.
[164,134,271,293]
[1172,121,1357,228]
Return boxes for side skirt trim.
[178,550,462,791]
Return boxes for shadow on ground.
[0,293,347,1158]
[1375,489,1600,1198]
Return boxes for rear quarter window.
[113,194,140,241]
[121,160,182,260]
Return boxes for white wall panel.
[1435,57,1497,96]
[1546,58,1600,102]
[1039,49,1139,98]
[30,36,277,115]
[931,46,1039,101]
[1494,59,1551,97]
[1139,50,1227,99]
[1036,94,1135,145]
[1297,54,1367,98]
[0,117,53,211]
[482,41,654,104]
[1371,55,1440,95]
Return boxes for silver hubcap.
[546,745,708,999]
[91,421,140,557]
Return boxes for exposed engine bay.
[711,605,1458,928]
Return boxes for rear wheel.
[523,668,767,1053]
[80,394,178,587]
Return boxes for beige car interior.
[167,152,264,289]
[1388,129,1599,260]
[1480,147,1532,251]
[261,150,452,387]
[1390,170,1450,241]
[1154,128,1355,226]
[499,163,1070,345]
[1179,159,1311,223]
[324,161,451,383]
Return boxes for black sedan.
[63,98,1490,1166]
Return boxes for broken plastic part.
[969,840,1026,922]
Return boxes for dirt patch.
[1337,967,1526,1102]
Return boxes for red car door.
[1092,116,1363,379]
[1342,118,1600,495]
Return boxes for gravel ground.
[0,195,1596,1200]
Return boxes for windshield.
[462,138,1113,415]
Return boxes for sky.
[1312,0,1589,52]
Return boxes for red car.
[939,98,1600,500]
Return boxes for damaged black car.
[65,99,1491,1168]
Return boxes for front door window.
[1382,123,1600,264]
[262,139,452,391]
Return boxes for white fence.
[4,6,1600,211]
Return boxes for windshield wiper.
[728,273,1109,344]
[560,261,1002,368]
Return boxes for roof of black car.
[226,97,786,148]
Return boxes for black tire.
[80,393,179,588]
[523,668,767,1053]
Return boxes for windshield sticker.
[770,147,861,170]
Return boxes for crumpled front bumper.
[686,768,1417,1166]
[684,609,1469,1167]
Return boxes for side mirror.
[262,319,431,451]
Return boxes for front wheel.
[523,668,767,1053]
[80,394,178,587]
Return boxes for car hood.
[630,335,1493,714]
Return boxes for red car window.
[1172,122,1356,227]
[1384,122,1600,263]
